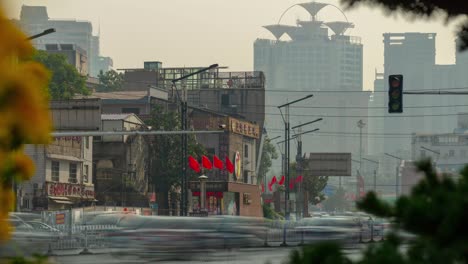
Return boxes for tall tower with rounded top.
[254,2,367,170]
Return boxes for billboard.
[304,153,351,176]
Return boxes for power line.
[265,112,462,118]
[264,129,459,139]
[263,87,468,93]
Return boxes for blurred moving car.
[295,216,361,244]
[0,216,60,257]
[26,221,64,237]
[100,214,267,259]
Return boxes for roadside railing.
[262,220,386,247]
[45,224,119,254]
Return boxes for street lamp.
[15,28,56,212]
[268,135,281,141]
[362,158,379,193]
[172,64,219,216]
[357,120,366,201]
[420,146,440,168]
[27,28,56,40]
[277,94,313,246]
[384,152,403,197]
[198,175,208,212]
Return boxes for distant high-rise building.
[368,33,468,157]
[254,2,368,164]
[14,5,113,77]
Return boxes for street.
[48,246,364,264]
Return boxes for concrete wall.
[51,99,102,131]
[228,182,262,218]
[21,145,47,210]
[102,120,123,142]
[47,137,82,158]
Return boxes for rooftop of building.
[101,113,145,125]
[93,91,148,100]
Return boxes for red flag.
[225,157,234,173]
[289,179,295,190]
[268,183,273,192]
[358,175,365,197]
[278,175,285,185]
[295,175,303,183]
[270,176,277,186]
[261,183,265,193]
[149,192,156,202]
[202,155,213,170]
[213,155,223,169]
[188,156,201,173]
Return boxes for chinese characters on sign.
[229,118,260,139]
[46,182,95,198]
[53,136,82,143]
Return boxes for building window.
[85,137,89,149]
[22,198,29,209]
[84,165,89,183]
[244,145,249,158]
[69,163,77,183]
[449,150,455,157]
[51,161,59,182]
[461,149,467,158]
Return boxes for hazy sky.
[5,0,463,89]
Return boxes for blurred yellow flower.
[12,152,36,181]
[0,3,51,245]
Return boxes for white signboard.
[304,153,351,176]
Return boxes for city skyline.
[5,0,463,90]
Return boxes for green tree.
[340,0,468,50]
[322,187,351,212]
[290,161,328,216]
[287,159,468,264]
[97,69,124,92]
[32,50,89,99]
[146,105,206,211]
[258,138,279,184]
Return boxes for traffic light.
[388,75,403,113]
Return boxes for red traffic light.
[388,74,403,113]
[391,78,401,88]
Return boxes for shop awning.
[48,196,74,204]
[47,154,83,162]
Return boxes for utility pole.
[171,64,218,216]
[363,157,379,194]
[385,153,402,197]
[357,120,365,200]
[296,126,302,220]
[277,95,313,247]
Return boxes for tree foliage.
[0,4,51,247]
[97,69,124,92]
[258,138,278,184]
[287,159,468,264]
[340,0,468,50]
[32,50,89,99]
[297,161,328,205]
[146,105,206,191]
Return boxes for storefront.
[45,181,96,210]
[188,181,262,217]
